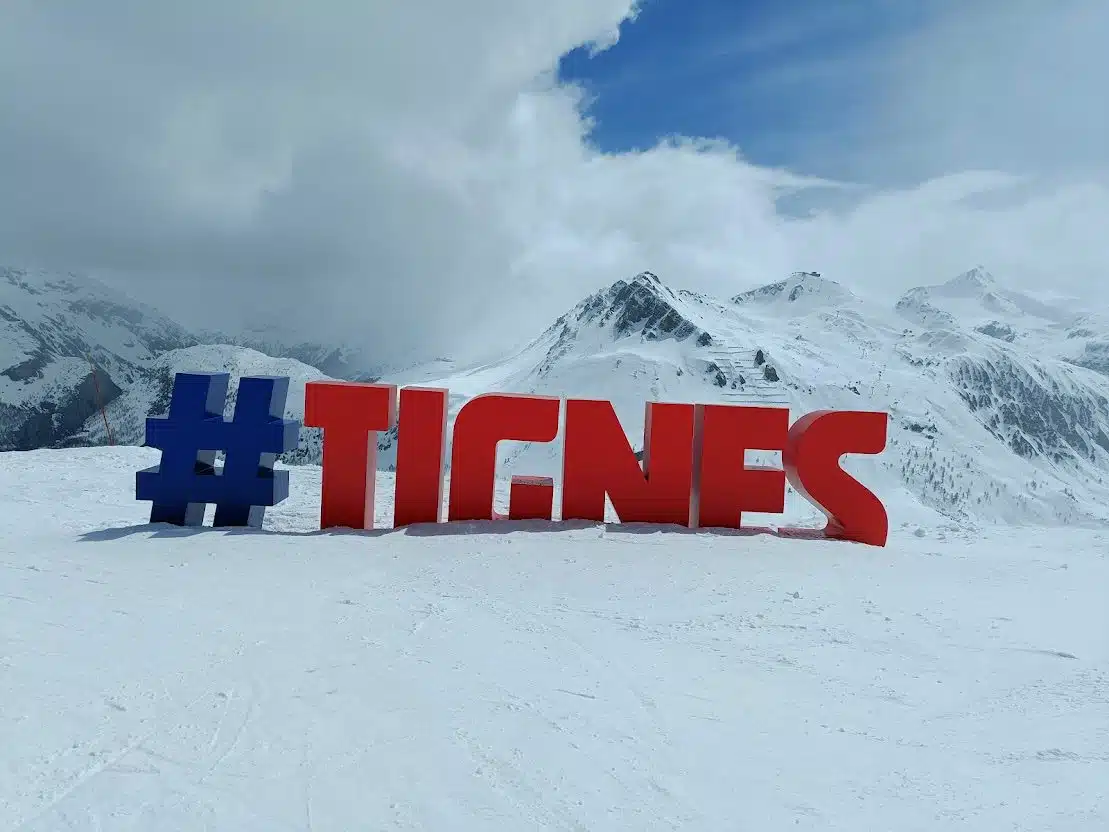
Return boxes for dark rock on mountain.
[949,352,1109,464]
[536,271,711,374]
[975,321,1017,342]
[575,271,703,341]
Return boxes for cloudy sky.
[1,0,1107,364]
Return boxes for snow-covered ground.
[2,447,1107,830]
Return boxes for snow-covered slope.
[2,447,1107,831]
[77,344,336,465]
[0,266,349,461]
[381,270,1109,528]
[731,269,857,312]
[896,265,1078,330]
[199,322,385,381]
[895,265,1109,376]
[0,266,199,450]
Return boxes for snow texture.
[1,446,1106,830]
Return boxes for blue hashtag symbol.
[136,372,300,527]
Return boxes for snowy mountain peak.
[566,270,703,342]
[730,271,855,310]
[941,265,997,295]
[628,270,665,289]
[896,265,1081,332]
[0,266,195,355]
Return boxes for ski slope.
[2,447,1107,831]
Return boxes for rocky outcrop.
[2,370,123,451]
[949,352,1109,464]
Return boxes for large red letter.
[393,386,449,528]
[783,410,888,546]
[561,399,695,525]
[447,393,560,522]
[304,381,397,530]
[692,404,788,529]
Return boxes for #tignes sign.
[136,373,889,547]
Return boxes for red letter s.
[784,410,888,546]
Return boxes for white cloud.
[873,0,1109,183]
[0,0,1107,366]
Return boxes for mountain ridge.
[0,265,199,450]
[384,266,1109,528]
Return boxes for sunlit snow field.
[2,447,1107,830]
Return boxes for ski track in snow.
[1,447,1107,831]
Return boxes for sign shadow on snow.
[79,520,830,543]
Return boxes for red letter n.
[447,393,560,522]
[784,410,889,546]
[692,404,789,529]
[304,381,397,530]
[561,399,695,526]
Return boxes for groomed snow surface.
[2,447,1107,831]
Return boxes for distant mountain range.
[2,263,1107,528]
[0,266,378,453]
